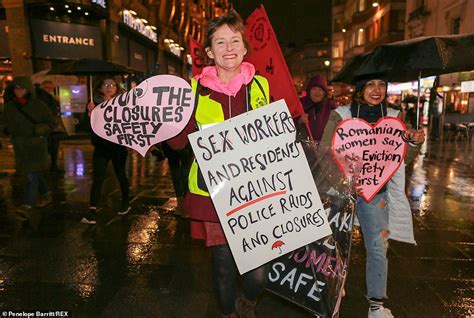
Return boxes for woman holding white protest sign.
[167,11,271,318]
[81,78,131,224]
[322,74,425,318]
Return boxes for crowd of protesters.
[0,9,428,318]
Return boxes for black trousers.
[48,134,61,170]
[90,147,129,207]
[162,143,192,197]
[211,244,269,315]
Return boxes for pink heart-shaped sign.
[331,117,407,202]
[91,75,194,157]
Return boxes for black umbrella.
[331,34,474,129]
[49,58,130,75]
[355,33,474,83]
[48,58,130,101]
[330,53,372,84]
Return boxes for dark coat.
[300,75,337,141]
[2,77,56,173]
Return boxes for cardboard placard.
[188,100,332,274]
[331,117,407,202]
[91,75,194,157]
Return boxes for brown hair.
[351,80,388,105]
[201,10,250,66]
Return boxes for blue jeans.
[24,171,49,207]
[356,192,389,299]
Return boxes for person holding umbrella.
[322,74,425,318]
[167,11,270,318]
[81,77,131,224]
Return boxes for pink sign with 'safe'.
[331,117,407,202]
[90,75,194,157]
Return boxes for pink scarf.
[195,62,255,97]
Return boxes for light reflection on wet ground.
[0,137,472,317]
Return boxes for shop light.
[49,6,54,11]
[65,4,69,8]
[359,28,364,32]
[372,2,380,7]
[164,39,170,44]
[324,60,331,66]
[141,19,148,24]
[67,9,72,13]
[150,26,157,31]
[129,10,137,15]
[342,28,346,33]
[442,86,451,92]
[179,47,184,51]
[77,6,82,10]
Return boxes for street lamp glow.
[67,9,72,13]
[372,2,380,7]
[77,6,81,10]
[85,12,89,16]
[359,28,364,32]
[342,28,346,33]
[49,7,54,11]
[129,10,137,15]
[65,4,69,8]
[324,60,331,66]
[141,19,148,24]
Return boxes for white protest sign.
[188,100,332,274]
[91,75,194,157]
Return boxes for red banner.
[244,5,304,118]
[189,36,204,76]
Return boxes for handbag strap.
[13,102,39,125]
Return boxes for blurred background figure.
[40,80,55,96]
[36,80,67,174]
[300,74,338,142]
[161,143,192,218]
[81,77,130,225]
[1,77,55,220]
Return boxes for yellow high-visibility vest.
[188,75,270,196]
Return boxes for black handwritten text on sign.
[90,75,194,157]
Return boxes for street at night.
[0,136,472,317]
[1,0,474,317]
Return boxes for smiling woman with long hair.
[322,74,425,318]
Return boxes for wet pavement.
[0,136,472,318]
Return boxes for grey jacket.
[322,105,420,244]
